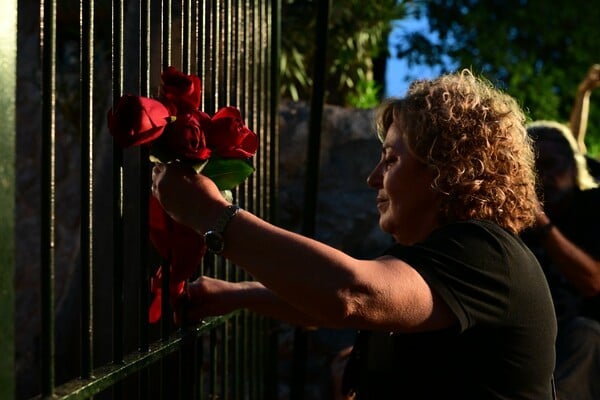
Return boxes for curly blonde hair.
[375,69,538,234]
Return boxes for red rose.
[107,95,171,148]
[148,196,206,324]
[160,66,202,114]
[148,267,187,324]
[161,111,212,161]
[149,196,205,282]
[205,106,258,158]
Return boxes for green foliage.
[396,0,600,156]
[281,0,407,107]
[346,79,383,109]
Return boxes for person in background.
[152,69,557,399]
[524,120,600,400]
[569,63,600,178]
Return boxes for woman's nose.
[367,164,382,188]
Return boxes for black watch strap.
[203,205,241,254]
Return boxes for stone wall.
[278,100,393,258]
[275,100,394,400]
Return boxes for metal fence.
[4,0,281,399]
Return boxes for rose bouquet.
[107,66,258,323]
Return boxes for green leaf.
[202,158,255,190]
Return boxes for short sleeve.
[385,221,520,332]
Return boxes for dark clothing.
[554,317,600,400]
[521,187,600,400]
[522,187,600,325]
[343,220,557,399]
[585,155,600,181]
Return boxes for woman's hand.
[151,163,229,233]
[175,276,244,325]
[580,64,600,92]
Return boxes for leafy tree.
[395,0,600,156]
[281,0,407,108]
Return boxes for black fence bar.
[0,1,17,398]
[291,0,332,399]
[139,0,152,366]
[40,0,57,396]
[111,0,125,374]
[266,3,281,400]
[79,0,95,381]
[21,1,279,399]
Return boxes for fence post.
[0,0,17,398]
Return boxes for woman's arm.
[152,164,456,333]
[182,276,329,327]
[569,64,600,153]
[535,212,600,297]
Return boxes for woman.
[151,69,557,399]
[524,120,600,400]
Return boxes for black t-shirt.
[343,220,557,399]
[522,188,600,324]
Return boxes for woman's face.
[367,124,441,244]
[535,138,577,209]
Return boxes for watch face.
[204,230,225,254]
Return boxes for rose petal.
[107,95,171,148]
[160,66,202,114]
[206,106,258,158]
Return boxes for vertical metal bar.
[223,0,233,199]
[79,0,95,380]
[182,0,192,73]
[260,0,268,220]
[260,0,269,223]
[200,0,210,112]
[228,1,245,399]
[178,2,195,398]
[162,0,172,70]
[260,5,273,397]
[224,0,232,106]
[209,327,217,397]
[269,0,281,226]
[0,0,17,398]
[197,4,209,396]
[160,0,172,344]
[237,0,248,215]
[140,0,151,99]
[40,0,57,396]
[231,2,243,395]
[212,0,220,109]
[160,0,173,340]
[266,2,281,399]
[252,3,265,396]
[191,0,200,75]
[138,1,152,398]
[160,3,173,399]
[111,0,125,371]
[216,3,230,398]
[242,2,252,396]
[291,1,332,399]
[249,0,258,216]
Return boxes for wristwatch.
[203,205,241,254]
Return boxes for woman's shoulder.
[386,219,524,262]
[428,219,518,245]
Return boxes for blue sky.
[384,15,449,97]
